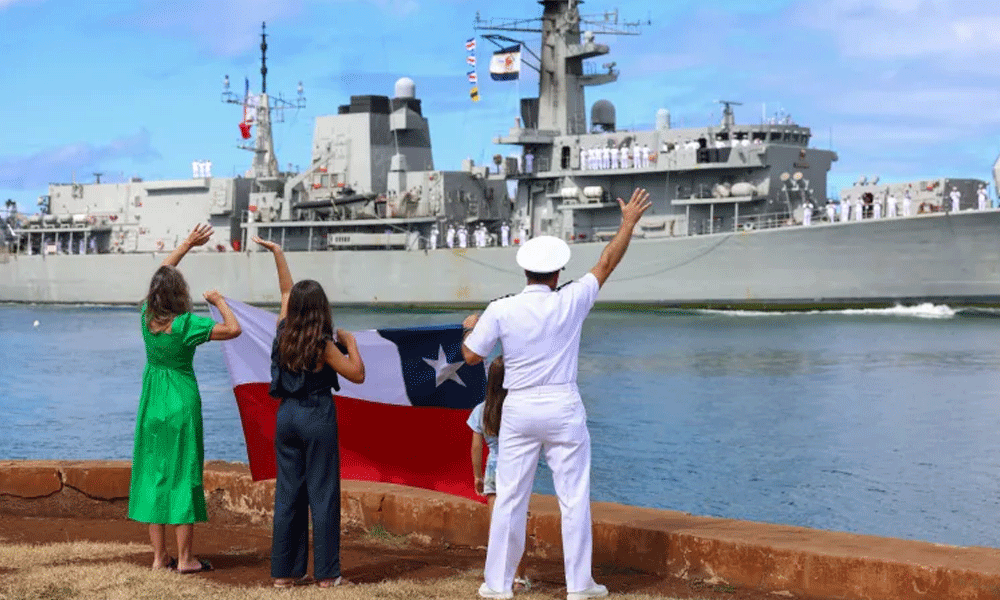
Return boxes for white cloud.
[0,0,40,9]
[789,0,1000,62]
[0,131,160,191]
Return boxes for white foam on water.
[700,303,957,319]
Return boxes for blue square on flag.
[377,325,485,409]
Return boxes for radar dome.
[656,108,671,130]
[394,77,416,99]
[591,99,616,132]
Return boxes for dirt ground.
[0,515,827,600]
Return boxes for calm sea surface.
[2,303,999,548]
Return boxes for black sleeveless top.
[270,320,341,402]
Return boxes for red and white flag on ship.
[210,298,488,502]
[239,77,254,139]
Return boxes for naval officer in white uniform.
[462,188,652,600]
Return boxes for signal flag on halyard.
[489,45,521,81]
[240,77,254,139]
[466,54,477,67]
[470,86,480,102]
[467,71,478,84]
[210,298,488,502]
[465,37,476,51]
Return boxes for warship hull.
[4,210,999,308]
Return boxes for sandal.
[514,577,532,592]
[274,575,314,588]
[317,576,352,588]
[177,558,213,574]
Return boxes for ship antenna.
[219,23,305,180]
[260,22,268,95]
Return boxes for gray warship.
[3,0,1000,308]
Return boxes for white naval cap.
[516,235,571,273]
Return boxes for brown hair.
[278,279,334,372]
[482,355,507,438]
[144,265,192,329]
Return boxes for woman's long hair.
[482,356,507,438]
[278,279,334,372]
[144,265,192,328]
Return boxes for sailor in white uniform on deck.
[641,145,650,168]
[825,201,836,223]
[619,146,629,169]
[840,199,850,222]
[446,224,456,249]
[500,222,510,247]
[872,200,882,219]
[429,223,439,250]
[633,144,641,169]
[977,185,988,210]
[854,198,863,221]
[458,225,468,248]
[950,187,961,212]
[609,146,619,170]
[463,188,652,600]
[902,190,912,217]
[802,201,813,226]
[579,147,587,171]
[887,193,898,218]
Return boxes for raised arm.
[253,236,293,321]
[163,224,213,267]
[325,329,366,384]
[203,290,242,340]
[590,188,652,288]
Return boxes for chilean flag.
[210,298,487,502]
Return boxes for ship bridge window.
[715,132,729,141]
[734,132,747,141]
[561,146,571,170]
[770,132,782,141]
[752,132,766,142]
[697,137,707,149]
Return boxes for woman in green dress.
[128,224,242,572]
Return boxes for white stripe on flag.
[211,297,412,406]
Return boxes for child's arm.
[470,432,485,495]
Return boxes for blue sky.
[2,0,999,210]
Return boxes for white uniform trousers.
[484,383,596,594]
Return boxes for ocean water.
[1,303,999,549]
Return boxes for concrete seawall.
[1,460,998,600]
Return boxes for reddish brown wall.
[2,460,998,600]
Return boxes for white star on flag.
[423,345,467,388]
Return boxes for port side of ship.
[2,2,1000,308]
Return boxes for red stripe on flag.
[234,382,281,480]
[233,382,486,503]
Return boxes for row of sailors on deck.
[579,144,651,171]
[427,222,514,249]
[801,185,993,225]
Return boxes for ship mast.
[221,22,305,181]
[474,0,640,137]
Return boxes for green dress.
[128,304,216,524]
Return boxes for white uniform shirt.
[465,273,600,391]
